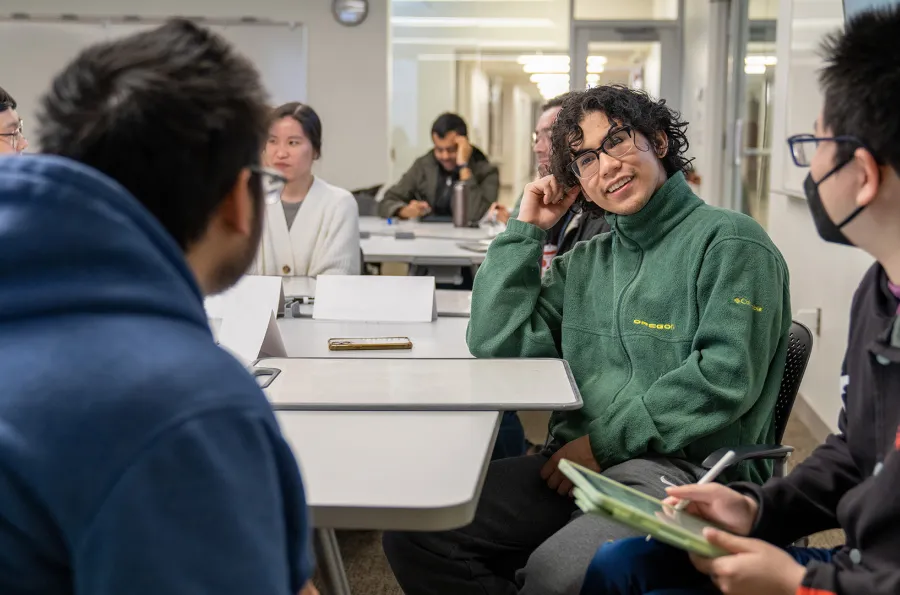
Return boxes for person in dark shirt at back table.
[378,112,499,224]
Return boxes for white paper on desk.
[204,275,286,365]
[313,275,437,323]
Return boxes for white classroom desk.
[276,317,472,358]
[281,410,499,530]
[256,358,582,411]
[359,216,499,241]
[282,276,471,318]
[280,410,500,594]
[360,236,487,266]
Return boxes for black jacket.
[548,208,611,257]
[378,147,499,224]
[734,263,900,594]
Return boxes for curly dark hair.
[549,85,692,210]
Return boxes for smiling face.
[432,131,460,172]
[571,111,668,216]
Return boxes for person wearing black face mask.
[790,133,874,246]
[577,7,900,595]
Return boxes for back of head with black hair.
[38,19,269,250]
[549,85,692,193]
[270,102,323,158]
[431,113,468,138]
[0,86,16,112]
[820,6,900,173]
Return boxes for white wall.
[680,0,712,188]
[389,50,456,184]
[460,64,490,150]
[1,0,390,192]
[644,42,662,103]
[768,0,869,432]
[574,0,677,20]
[390,55,419,184]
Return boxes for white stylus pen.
[674,450,736,511]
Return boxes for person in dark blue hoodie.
[0,20,316,595]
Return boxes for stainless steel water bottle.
[452,181,468,228]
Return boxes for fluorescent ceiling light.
[744,64,767,74]
[392,16,554,28]
[417,54,524,62]
[535,77,570,100]
[530,73,568,83]
[745,55,777,66]
[517,54,568,64]
[519,55,570,73]
[394,37,557,48]
[393,0,550,2]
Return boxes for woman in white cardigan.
[254,102,360,277]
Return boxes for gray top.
[281,199,302,229]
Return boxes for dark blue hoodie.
[0,156,312,594]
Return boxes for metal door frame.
[569,20,683,112]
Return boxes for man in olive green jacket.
[383,86,791,595]
[378,113,499,224]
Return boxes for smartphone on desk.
[327,337,413,351]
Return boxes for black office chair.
[701,321,814,478]
[352,185,381,217]
[359,248,368,275]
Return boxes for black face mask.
[803,162,866,247]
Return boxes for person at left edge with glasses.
[252,102,361,277]
[0,86,28,155]
[382,84,792,595]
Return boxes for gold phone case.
[328,337,413,351]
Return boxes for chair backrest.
[773,321,814,444]
[352,186,381,217]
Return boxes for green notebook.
[559,459,729,558]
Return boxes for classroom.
[1,0,898,594]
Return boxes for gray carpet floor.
[323,415,844,594]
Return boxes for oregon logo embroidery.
[733,297,763,312]
[633,319,675,331]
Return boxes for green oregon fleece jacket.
[467,173,791,484]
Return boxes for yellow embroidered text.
[633,319,675,330]
[733,297,763,312]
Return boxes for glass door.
[721,0,779,221]
[570,22,682,110]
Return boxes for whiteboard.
[0,17,307,151]
[771,0,844,198]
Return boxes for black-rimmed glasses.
[786,134,866,167]
[0,119,25,152]
[249,165,288,204]
[568,126,637,179]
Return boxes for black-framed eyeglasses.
[0,118,25,152]
[249,165,288,204]
[568,126,636,180]
[786,133,866,167]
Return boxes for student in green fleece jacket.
[383,85,791,595]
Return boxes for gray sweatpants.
[383,448,705,595]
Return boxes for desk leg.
[315,528,352,595]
